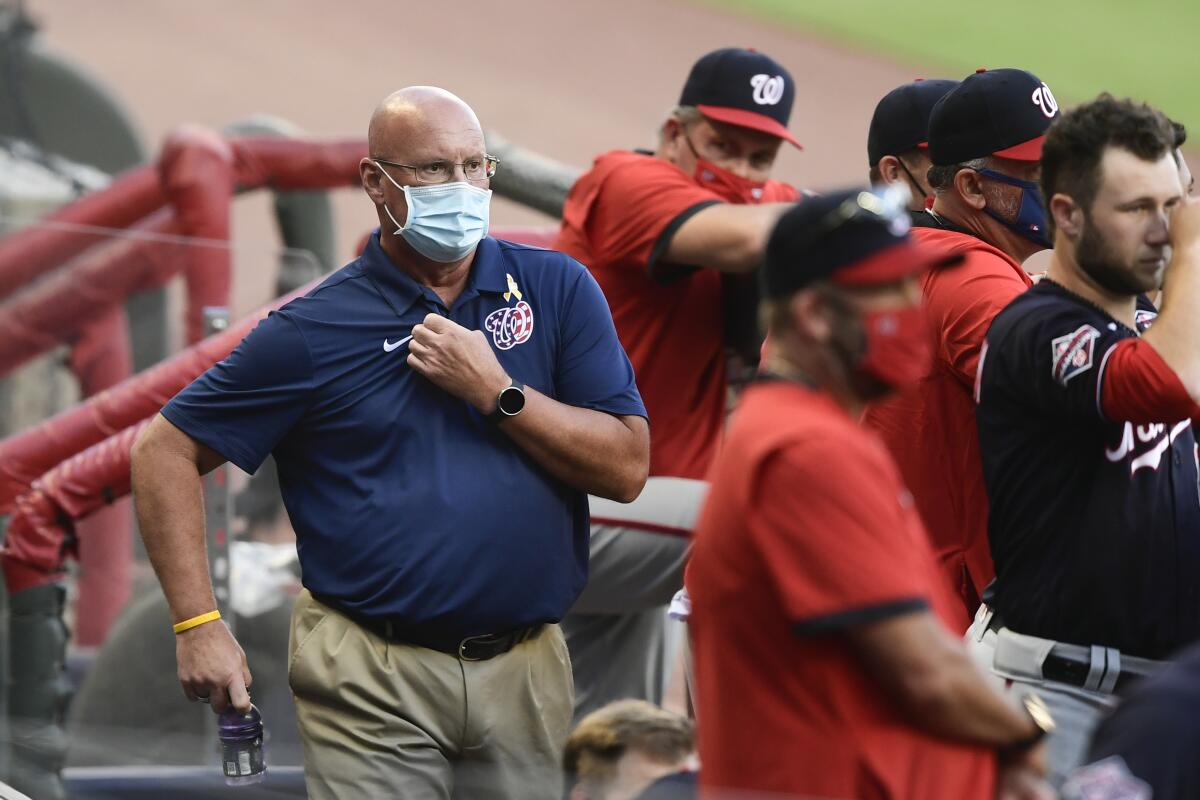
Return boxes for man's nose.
[1149,209,1172,244]
[723,158,753,179]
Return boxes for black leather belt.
[314,595,543,661]
[986,612,1159,694]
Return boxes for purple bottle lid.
[218,704,263,742]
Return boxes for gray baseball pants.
[562,477,707,720]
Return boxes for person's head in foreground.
[867,78,959,210]
[657,47,802,203]
[563,700,696,800]
[1041,94,1182,298]
[760,183,961,406]
[927,67,1060,261]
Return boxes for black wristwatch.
[486,378,526,424]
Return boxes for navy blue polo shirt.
[977,280,1200,658]
[163,233,646,639]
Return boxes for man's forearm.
[853,613,1039,747]
[498,388,648,503]
[131,418,220,622]
[665,202,792,274]
[903,644,1040,746]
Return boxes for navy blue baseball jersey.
[976,279,1200,658]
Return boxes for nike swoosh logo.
[382,335,412,353]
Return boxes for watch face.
[1024,692,1055,733]
[498,385,525,416]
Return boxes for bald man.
[132,87,649,799]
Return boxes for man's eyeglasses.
[373,155,499,185]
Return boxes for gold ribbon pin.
[504,273,523,302]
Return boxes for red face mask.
[693,157,767,204]
[856,304,932,391]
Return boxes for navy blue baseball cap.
[867,78,959,165]
[679,47,802,149]
[929,67,1060,166]
[762,187,962,297]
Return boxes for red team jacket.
[863,225,1032,629]
[555,150,798,480]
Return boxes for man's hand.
[408,313,510,412]
[1170,196,1200,256]
[176,619,253,715]
[997,742,1055,800]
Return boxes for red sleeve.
[1100,338,1200,423]
[749,437,931,634]
[760,181,800,202]
[924,251,1030,387]
[577,156,723,270]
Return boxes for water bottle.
[218,703,266,785]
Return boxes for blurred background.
[0,0,1194,797]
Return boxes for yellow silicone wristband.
[173,610,221,635]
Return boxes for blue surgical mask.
[376,162,492,262]
[976,168,1051,249]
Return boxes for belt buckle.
[457,633,489,662]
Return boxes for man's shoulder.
[732,384,880,465]
[985,283,1121,378]
[280,262,369,311]
[991,282,1106,340]
[580,149,694,193]
[913,225,1017,266]
[491,238,590,290]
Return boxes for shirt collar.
[360,230,509,315]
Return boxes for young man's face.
[1074,147,1182,295]
[669,115,783,183]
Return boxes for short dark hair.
[868,163,882,185]
[1041,94,1176,216]
[1172,119,1187,149]
[927,157,987,192]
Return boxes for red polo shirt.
[862,226,1032,629]
[688,380,995,800]
[555,150,797,479]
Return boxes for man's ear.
[877,155,902,185]
[660,116,684,159]
[953,167,988,210]
[359,158,385,205]
[1050,193,1083,239]
[787,288,833,343]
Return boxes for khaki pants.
[288,590,574,800]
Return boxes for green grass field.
[696,0,1200,134]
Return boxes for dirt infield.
[30,0,928,313]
